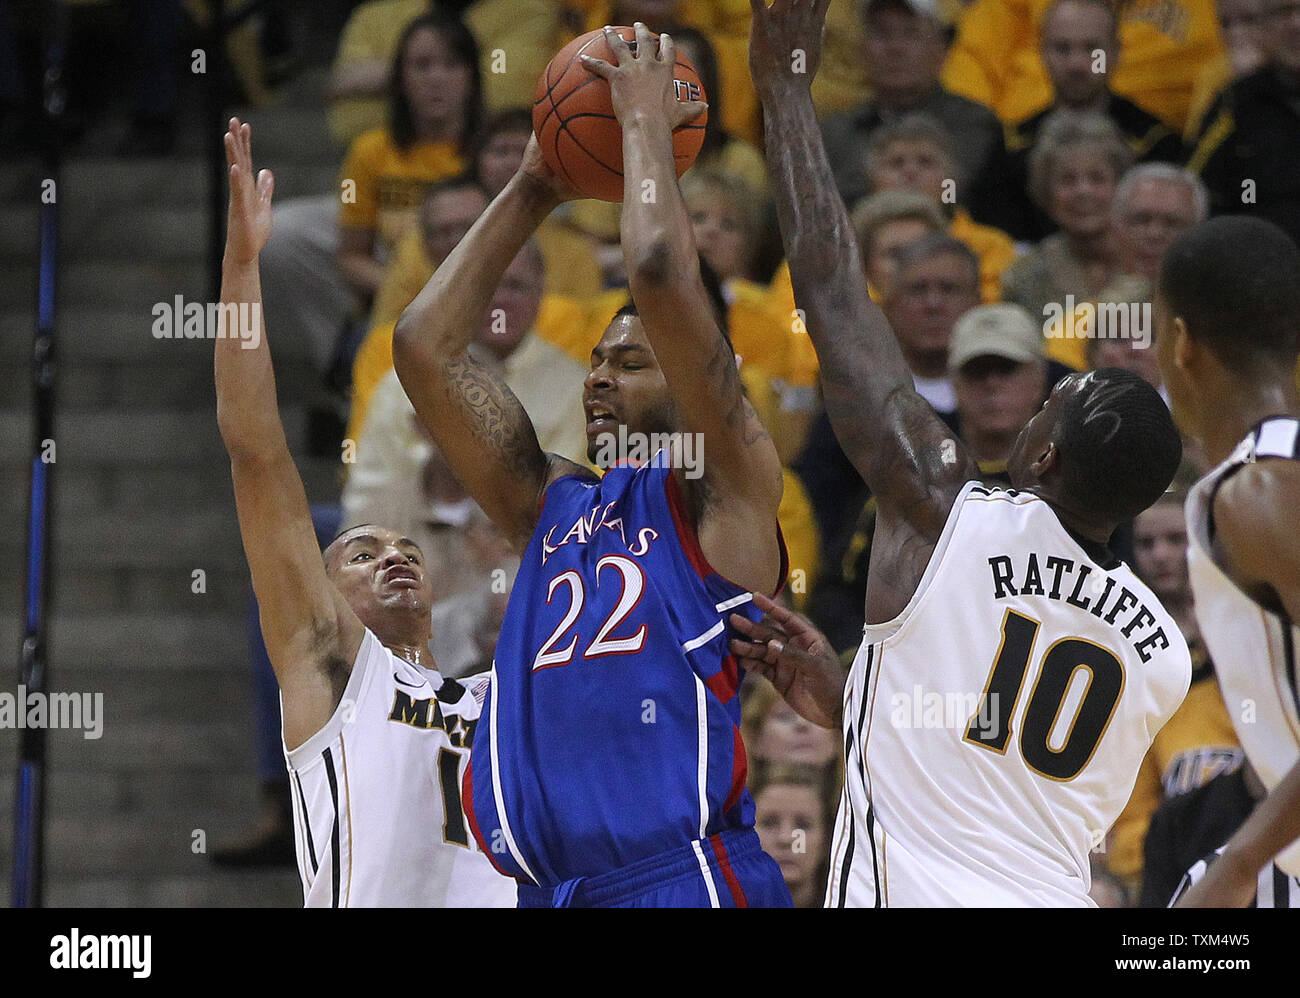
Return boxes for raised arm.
[749,0,977,541]
[216,119,364,750]
[392,146,590,553]
[581,25,784,594]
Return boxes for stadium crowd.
[31,0,1295,908]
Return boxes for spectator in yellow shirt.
[942,0,1226,134]
[327,0,566,147]
[258,12,476,376]
[337,14,482,301]
[999,0,1186,239]
[1108,490,1244,887]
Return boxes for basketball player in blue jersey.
[393,24,792,907]
[1151,216,1300,906]
[215,119,512,907]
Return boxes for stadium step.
[0,46,340,907]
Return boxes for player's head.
[583,259,732,467]
[322,524,435,643]
[1006,368,1183,525]
[1154,215,1300,439]
[583,306,684,466]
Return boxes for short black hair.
[1055,369,1183,522]
[1159,215,1300,375]
[611,254,733,346]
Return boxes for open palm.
[223,117,274,266]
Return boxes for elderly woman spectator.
[1001,110,1133,324]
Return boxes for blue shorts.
[515,828,793,908]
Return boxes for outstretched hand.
[223,117,274,267]
[729,591,846,730]
[749,0,828,97]
[580,23,708,129]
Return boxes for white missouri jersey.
[1187,416,1300,877]
[285,628,516,907]
[826,483,1191,907]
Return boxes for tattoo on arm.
[446,356,548,481]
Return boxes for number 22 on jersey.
[533,555,649,671]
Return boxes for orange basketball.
[532,26,708,203]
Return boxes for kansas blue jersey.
[464,453,785,894]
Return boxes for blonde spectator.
[849,190,948,299]
[863,113,1017,303]
[752,764,839,908]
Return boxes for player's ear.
[1029,439,1058,479]
[1170,315,1193,372]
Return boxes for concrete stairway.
[0,70,346,906]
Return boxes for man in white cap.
[951,304,1051,471]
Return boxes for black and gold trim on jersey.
[837,644,883,908]
[323,746,342,909]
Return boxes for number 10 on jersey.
[963,608,1125,781]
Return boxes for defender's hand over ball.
[748,0,828,98]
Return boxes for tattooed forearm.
[444,357,548,481]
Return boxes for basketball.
[532,26,708,202]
